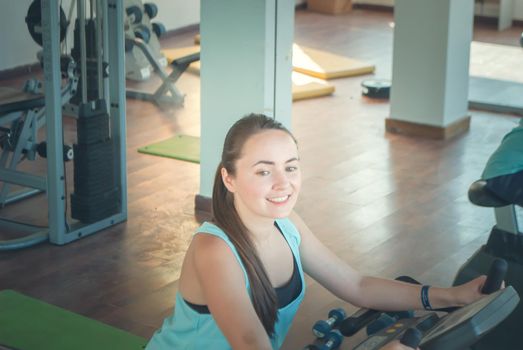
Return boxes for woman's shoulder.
[196,221,225,236]
[192,222,244,264]
[276,215,302,246]
[193,222,229,253]
[191,223,250,287]
[191,231,238,269]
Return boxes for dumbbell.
[144,3,158,19]
[366,310,415,336]
[320,329,343,350]
[134,24,151,43]
[312,308,346,338]
[125,5,142,24]
[303,330,344,350]
[152,22,166,38]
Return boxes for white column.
[498,0,514,31]
[199,0,294,198]
[388,0,474,138]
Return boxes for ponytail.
[212,163,278,336]
[209,113,296,336]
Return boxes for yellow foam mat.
[162,46,335,101]
[292,44,375,79]
[190,36,373,80]
[292,72,334,101]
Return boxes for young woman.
[146,114,487,350]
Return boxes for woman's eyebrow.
[252,160,274,167]
[252,157,299,167]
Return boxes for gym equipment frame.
[125,36,200,108]
[0,0,127,250]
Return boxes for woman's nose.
[272,171,290,189]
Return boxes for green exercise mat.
[0,290,147,350]
[138,134,200,163]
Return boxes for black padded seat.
[171,52,200,67]
[0,87,45,115]
[468,179,511,208]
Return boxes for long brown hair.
[211,113,296,337]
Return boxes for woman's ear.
[221,167,235,193]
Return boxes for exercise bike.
[304,259,518,350]
[453,179,523,349]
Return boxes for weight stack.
[71,100,119,223]
[70,18,103,105]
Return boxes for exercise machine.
[123,0,200,108]
[0,57,77,208]
[304,260,519,349]
[350,286,518,350]
[0,0,127,250]
[124,0,166,81]
[125,36,200,108]
[453,179,523,349]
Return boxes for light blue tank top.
[482,118,523,180]
[145,218,306,350]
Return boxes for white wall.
[153,0,199,32]
[0,0,200,72]
[353,0,394,6]
[3,0,523,72]
[0,0,41,72]
[352,0,523,19]
[302,0,523,20]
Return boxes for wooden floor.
[1,8,522,349]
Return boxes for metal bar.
[3,188,43,205]
[41,0,68,244]
[108,0,128,218]
[133,38,171,80]
[0,168,46,190]
[0,217,47,233]
[78,0,88,103]
[0,231,49,251]
[101,0,110,106]
[494,205,520,234]
[468,101,523,117]
[129,38,185,103]
[0,111,26,126]
[62,212,126,244]
[96,0,104,100]
[0,109,37,200]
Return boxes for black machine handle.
[397,259,507,313]
[340,260,508,338]
[400,328,422,349]
[481,258,508,294]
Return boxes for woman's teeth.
[268,195,289,203]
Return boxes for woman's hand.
[380,340,418,350]
[450,275,490,307]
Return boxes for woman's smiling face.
[221,129,301,223]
